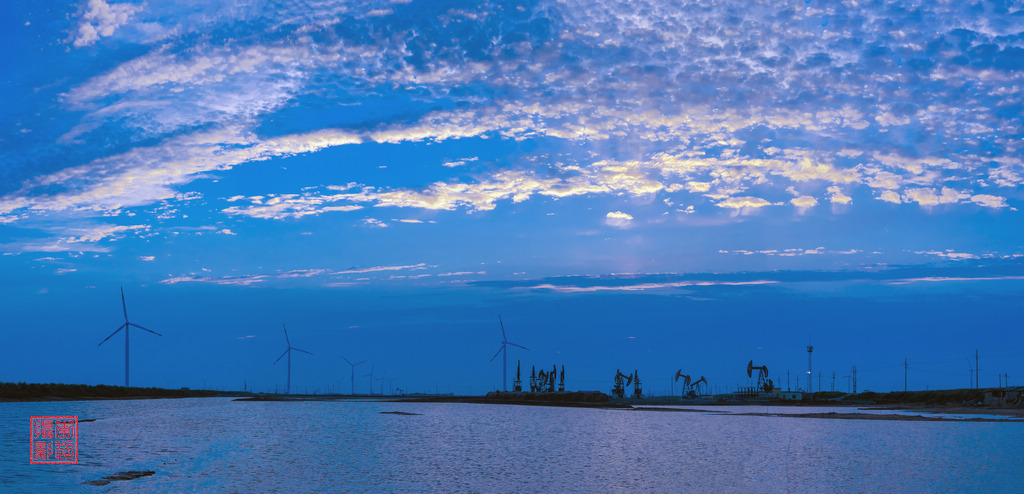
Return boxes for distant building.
[779,391,803,401]
[984,387,1022,406]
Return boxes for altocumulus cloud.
[0,0,1020,253]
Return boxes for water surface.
[2,398,1021,492]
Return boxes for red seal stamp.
[30,416,78,464]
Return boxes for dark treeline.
[0,382,242,400]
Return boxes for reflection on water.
[2,398,1022,492]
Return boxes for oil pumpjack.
[675,370,693,398]
[747,360,774,393]
[675,370,710,398]
[691,376,708,396]
[612,369,631,398]
[631,369,643,398]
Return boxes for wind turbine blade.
[129,323,162,336]
[98,324,126,346]
[273,348,288,364]
[120,287,129,323]
[499,316,507,341]
[342,355,352,365]
[490,345,504,362]
[505,342,529,351]
[292,347,313,355]
[355,360,367,366]
[282,324,290,346]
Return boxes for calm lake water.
[2,398,1022,492]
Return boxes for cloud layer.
[2,0,1021,259]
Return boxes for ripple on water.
[0,398,1022,492]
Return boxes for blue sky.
[2,0,1023,394]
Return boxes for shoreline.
[5,393,1022,420]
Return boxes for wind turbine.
[97,287,162,387]
[490,316,529,391]
[341,355,367,395]
[363,365,377,395]
[273,325,312,395]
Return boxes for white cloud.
[716,196,772,209]
[0,127,362,223]
[62,224,148,243]
[826,186,852,205]
[719,247,841,257]
[686,181,711,193]
[887,276,1024,285]
[334,263,427,274]
[277,269,329,278]
[915,250,980,260]
[139,255,155,261]
[605,211,633,227]
[526,280,778,293]
[902,187,969,207]
[790,196,818,208]
[442,157,478,168]
[879,190,902,204]
[72,0,141,48]
[970,194,1008,208]
[161,274,269,286]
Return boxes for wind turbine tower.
[97,287,162,387]
[364,365,377,395]
[273,325,312,394]
[490,316,529,391]
[342,355,367,395]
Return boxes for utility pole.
[975,349,979,389]
[831,372,835,392]
[787,369,790,391]
[904,358,908,392]
[852,365,857,394]
[807,345,814,394]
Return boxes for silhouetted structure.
[273,325,312,395]
[97,287,163,388]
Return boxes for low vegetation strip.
[842,389,993,405]
[0,382,239,401]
